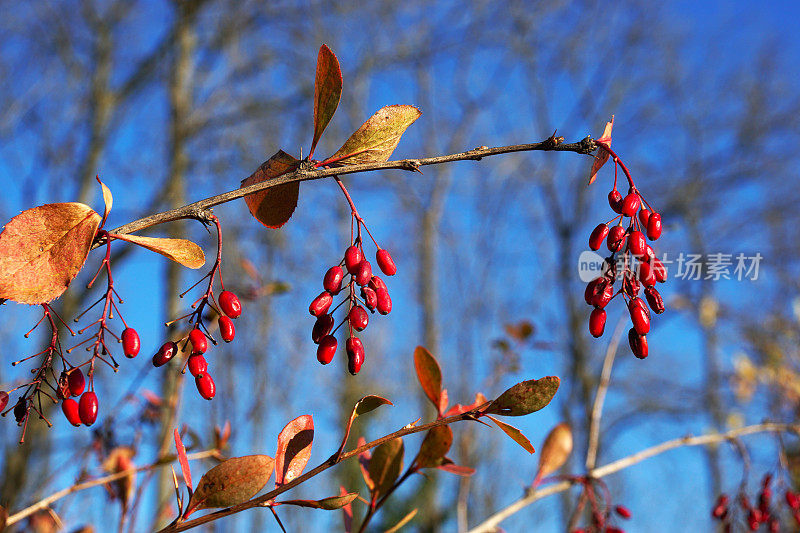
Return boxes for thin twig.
[466,423,800,533]
[105,136,595,240]
[585,318,626,471]
[6,449,219,526]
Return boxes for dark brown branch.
[107,136,596,240]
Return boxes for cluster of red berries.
[585,186,667,359]
[52,368,99,427]
[152,290,241,401]
[309,242,396,375]
[712,475,797,531]
[571,505,632,533]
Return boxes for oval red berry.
[638,209,652,227]
[121,327,140,358]
[647,212,662,240]
[589,224,610,251]
[355,260,373,286]
[607,225,626,252]
[628,328,648,359]
[79,391,99,426]
[376,288,392,315]
[628,230,647,257]
[196,372,216,400]
[376,249,397,276]
[323,266,345,294]
[608,190,623,213]
[0,391,8,412]
[344,245,363,274]
[361,286,378,311]
[317,335,337,365]
[349,305,369,331]
[309,291,333,316]
[189,328,208,354]
[67,368,85,397]
[312,314,334,344]
[644,287,665,314]
[62,398,81,427]
[589,308,606,338]
[218,290,242,319]
[621,192,640,217]
[153,341,178,367]
[346,337,365,375]
[369,275,387,293]
[187,353,208,377]
[218,316,235,343]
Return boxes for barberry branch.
[105,135,596,240]
[5,448,221,527]
[466,423,800,533]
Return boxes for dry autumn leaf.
[111,233,205,269]
[240,150,301,228]
[533,422,573,486]
[310,44,343,156]
[0,202,101,304]
[275,415,314,487]
[588,115,614,185]
[328,105,421,165]
[185,455,274,515]
[414,346,443,411]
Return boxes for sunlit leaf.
[336,395,393,457]
[240,150,301,228]
[414,346,442,411]
[485,376,560,417]
[185,455,274,515]
[357,437,374,491]
[174,428,193,493]
[280,492,358,510]
[588,115,614,185]
[437,457,476,477]
[111,233,205,269]
[385,508,418,533]
[367,437,403,500]
[275,415,314,487]
[310,44,342,157]
[98,176,113,227]
[340,485,353,533]
[0,202,101,304]
[486,415,534,454]
[328,105,421,165]
[534,422,573,485]
[443,392,489,418]
[417,425,453,469]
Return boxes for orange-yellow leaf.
[437,458,476,477]
[0,202,101,304]
[485,376,560,417]
[588,115,614,185]
[328,105,421,165]
[275,415,314,487]
[98,177,113,227]
[111,233,204,269]
[311,44,343,156]
[185,455,274,514]
[340,485,353,533]
[414,346,442,410]
[487,415,535,454]
[280,492,358,510]
[240,150,301,228]
[174,428,193,493]
[534,422,573,485]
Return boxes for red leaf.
[357,436,374,491]
[417,425,453,469]
[437,457,476,477]
[275,415,314,487]
[588,115,614,185]
[310,45,343,158]
[486,415,535,454]
[367,437,404,500]
[443,392,489,418]
[484,376,560,417]
[0,203,101,303]
[240,150,301,228]
[174,428,193,493]
[340,485,353,533]
[414,346,442,411]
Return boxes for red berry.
[376,249,397,276]
[323,266,345,294]
[361,286,378,311]
[349,306,369,331]
[589,224,610,251]
[67,368,85,397]
[218,290,242,319]
[79,391,98,426]
[769,518,779,533]
[647,212,662,240]
[584,278,603,305]
[189,328,208,354]
[309,291,333,316]
[712,503,727,519]
[369,275,387,293]
[346,337,365,375]
[608,189,623,213]
[644,287,665,314]
[195,372,216,400]
[591,279,614,309]
[376,288,392,315]
[629,297,650,335]
[628,230,647,257]
[0,390,7,412]
[621,192,641,217]
[786,490,799,510]
[354,260,373,286]
[344,245,363,274]
[607,225,626,252]
[589,308,606,338]
[121,327,140,358]
[652,257,667,283]
[638,208,652,227]
[639,260,656,287]
[628,328,648,359]
[62,398,81,427]
[153,341,178,367]
[312,314,335,344]
[187,354,208,377]
[13,399,26,423]
[615,505,632,519]
[317,335,337,364]
[218,316,235,342]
